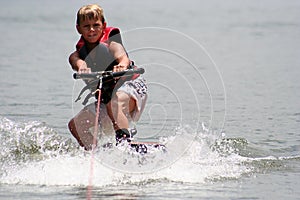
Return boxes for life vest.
[76,27,122,51]
[75,26,140,104]
[76,26,140,79]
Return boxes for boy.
[68,4,147,150]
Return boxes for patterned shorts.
[85,75,148,129]
[117,75,148,121]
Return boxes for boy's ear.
[76,25,82,34]
[103,22,107,29]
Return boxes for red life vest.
[76,27,122,51]
[76,26,140,81]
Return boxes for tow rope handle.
[73,68,145,105]
[73,68,145,80]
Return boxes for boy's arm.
[109,41,130,72]
[69,51,90,73]
[69,40,129,73]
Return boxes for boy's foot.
[115,128,134,145]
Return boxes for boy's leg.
[68,108,96,150]
[106,91,136,131]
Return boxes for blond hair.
[76,4,105,25]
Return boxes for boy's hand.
[113,64,127,72]
[78,67,91,74]
[78,61,91,74]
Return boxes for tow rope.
[86,78,102,200]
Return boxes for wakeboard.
[102,141,166,154]
[129,141,166,154]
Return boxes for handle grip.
[111,68,144,78]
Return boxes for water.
[1,0,300,199]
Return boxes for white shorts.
[117,75,148,121]
[85,75,147,130]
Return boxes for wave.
[0,116,297,187]
[0,116,79,174]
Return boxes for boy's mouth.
[88,34,97,38]
[87,34,99,41]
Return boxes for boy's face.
[76,18,106,44]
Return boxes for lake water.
[0,0,300,199]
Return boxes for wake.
[1,116,295,187]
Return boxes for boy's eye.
[82,24,102,30]
[94,24,101,28]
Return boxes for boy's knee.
[110,92,128,105]
[117,91,129,99]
